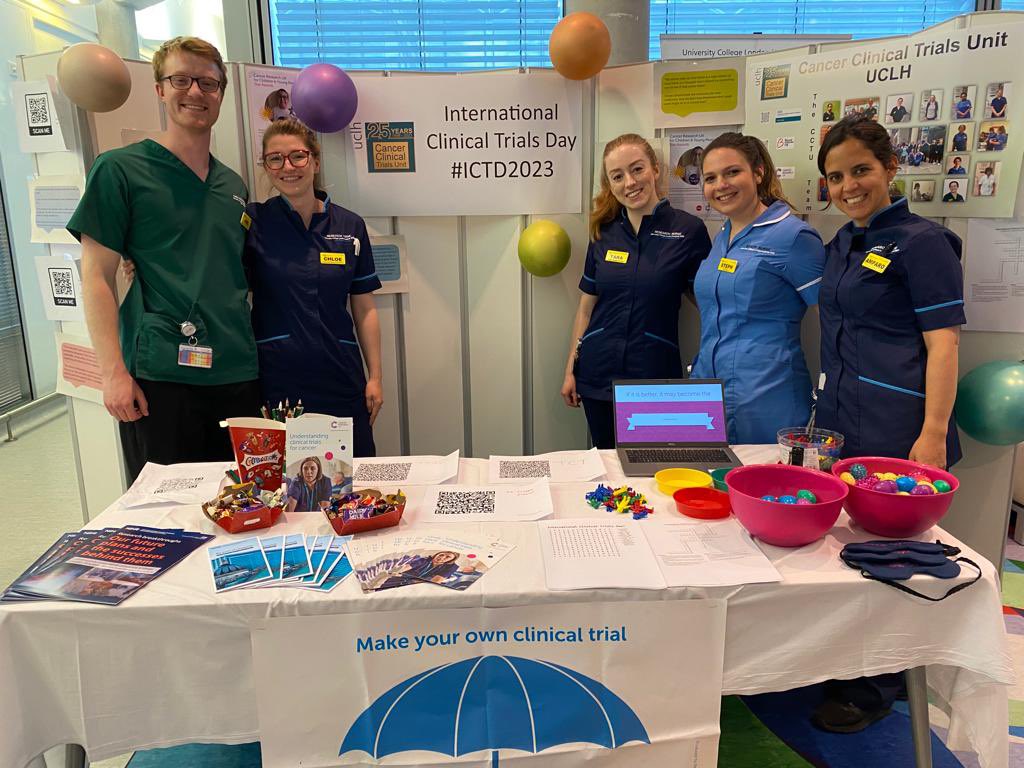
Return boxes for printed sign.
[346,71,582,216]
[252,600,726,767]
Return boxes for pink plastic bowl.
[832,457,959,538]
[727,464,848,547]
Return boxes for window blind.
[270,0,562,71]
[0,175,32,413]
[650,0,975,58]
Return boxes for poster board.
[743,21,1024,217]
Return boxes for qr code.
[48,268,76,306]
[153,477,203,495]
[435,491,496,515]
[498,460,551,479]
[26,94,50,126]
[760,111,771,124]
[355,462,412,483]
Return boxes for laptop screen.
[613,381,728,444]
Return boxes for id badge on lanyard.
[177,320,213,369]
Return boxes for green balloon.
[518,220,571,277]
[955,360,1024,445]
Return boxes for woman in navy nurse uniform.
[816,114,963,470]
[245,119,383,457]
[811,115,964,733]
[691,133,825,444]
[561,133,712,448]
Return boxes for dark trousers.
[349,405,377,459]
[825,672,906,710]
[581,397,615,449]
[119,378,262,484]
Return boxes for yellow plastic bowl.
[654,468,713,496]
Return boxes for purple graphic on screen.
[614,400,727,443]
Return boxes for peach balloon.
[57,43,131,113]
[548,12,611,81]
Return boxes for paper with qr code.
[344,530,515,592]
[420,481,553,522]
[486,447,607,484]
[118,461,234,508]
[353,450,459,486]
[11,78,68,153]
[33,250,84,321]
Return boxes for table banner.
[252,599,726,767]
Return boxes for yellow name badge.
[604,250,629,264]
[240,212,251,230]
[862,253,891,274]
[320,252,347,265]
[718,257,738,273]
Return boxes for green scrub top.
[68,139,257,385]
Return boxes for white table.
[1,447,1012,768]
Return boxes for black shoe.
[811,699,892,733]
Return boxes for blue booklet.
[8,527,213,605]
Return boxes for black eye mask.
[840,540,982,601]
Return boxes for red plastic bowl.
[673,487,731,519]
[727,464,848,547]
[832,457,958,538]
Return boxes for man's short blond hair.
[152,37,228,91]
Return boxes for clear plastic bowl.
[777,427,845,472]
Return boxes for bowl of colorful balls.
[726,464,849,547]
[832,457,958,538]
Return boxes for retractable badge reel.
[177,320,213,369]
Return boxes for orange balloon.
[57,43,131,113]
[549,12,611,81]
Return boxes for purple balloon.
[291,63,358,133]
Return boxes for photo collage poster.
[743,21,1022,217]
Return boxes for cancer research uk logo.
[366,122,416,173]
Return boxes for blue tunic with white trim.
[691,200,826,444]
[244,192,382,413]
[575,200,712,400]
[816,197,965,465]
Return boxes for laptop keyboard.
[625,448,732,464]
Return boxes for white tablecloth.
[0,447,1013,768]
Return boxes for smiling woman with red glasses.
[244,118,383,457]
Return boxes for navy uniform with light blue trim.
[244,191,382,456]
[575,200,712,401]
[817,197,965,464]
[691,200,826,444]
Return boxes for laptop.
[613,378,741,476]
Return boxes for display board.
[744,21,1024,217]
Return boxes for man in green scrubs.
[68,37,259,483]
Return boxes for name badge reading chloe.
[718,257,738,273]
[862,253,891,273]
[604,250,629,264]
[320,252,347,265]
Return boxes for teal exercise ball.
[518,220,571,277]
[955,360,1024,445]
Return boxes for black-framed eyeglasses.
[160,74,222,94]
[263,150,313,170]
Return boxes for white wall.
[0,0,97,397]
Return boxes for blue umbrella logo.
[340,655,650,766]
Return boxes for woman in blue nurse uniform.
[690,133,826,444]
[561,133,712,448]
[811,115,963,734]
[245,119,383,457]
[816,115,963,470]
